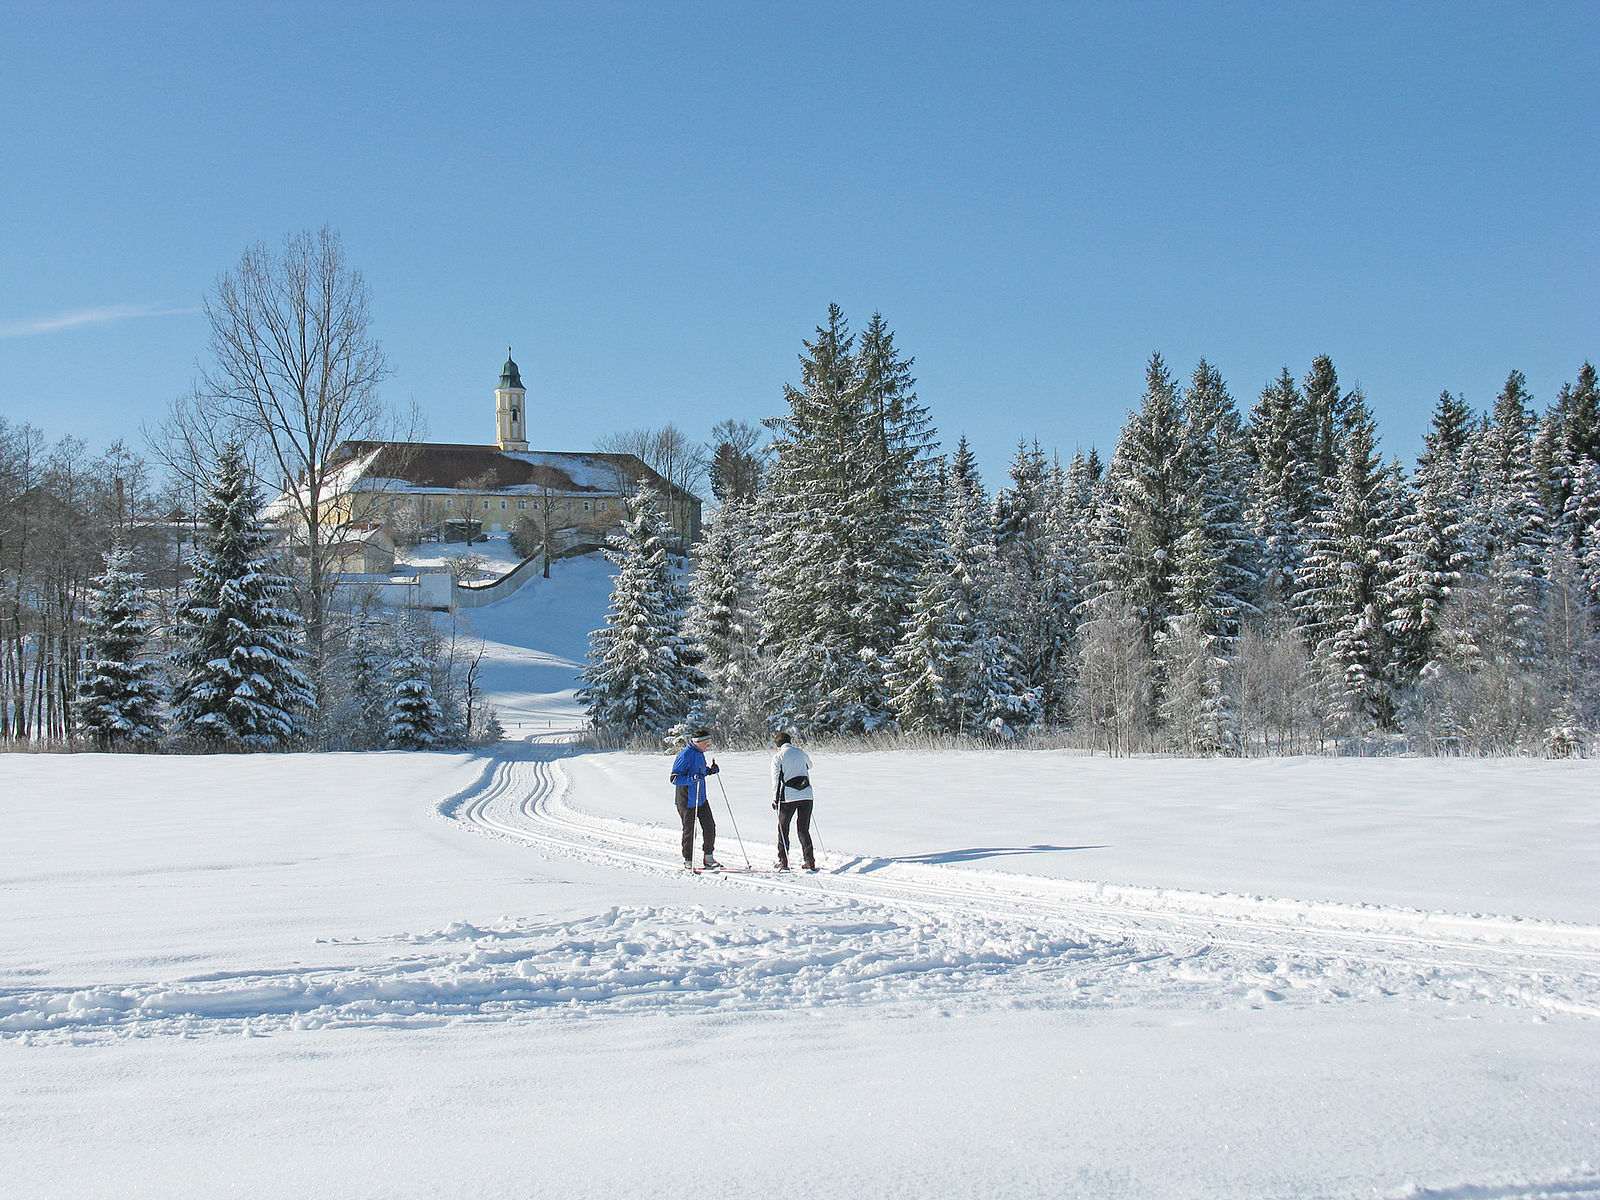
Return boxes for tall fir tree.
[336,616,394,749]
[1470,370,1549,670]
[1179,358,1261,650]
[1302,354,1349,497]
[579,486,699,741]
[991,440,1068,725]
[1549,362,1600,571]
[74,541,165,748]
[890,439,1037,737]
[1294,392,1404,734]
[171,445,314,749]
[1104,353,1188,653]
[1387,390,1474,690]
[1248,368,1317,609]
[757,306,939,734]
[685,500,764,738]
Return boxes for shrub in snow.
[1542,710,1585,759]
[387,644,446,749]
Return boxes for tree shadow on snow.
[863,844,1108,870]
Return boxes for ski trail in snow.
[443,741,1600,1020]
[10,744,1594,1045]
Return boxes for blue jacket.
[670,743,718,808]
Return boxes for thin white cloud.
[0,304,200,338]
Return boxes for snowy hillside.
[446,551,615,734]
[2,561,1598,1199]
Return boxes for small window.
[483,500,490,511]
[500,499,507,509]
[583,501,591,512]
[518,499,527,509]
[445,497,453,508]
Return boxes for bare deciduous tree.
[1074,592,1153,756]
[193,226,395,722]
[707,419,766,506]
[595,424,706,546]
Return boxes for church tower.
[496,349,528,451]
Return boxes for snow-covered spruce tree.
[1074,468,1159,754]
[1472,371,1550,671]
[171,445,314,749]
[578,485,698,743]
[1179,359,1261,651]
[1049,449,1106,722]
[1293,393,1405,739]
[1302,355,1351,500]
[890,439,1038,738]
[757,306,939,735]
[333,616,395,749]
[386,634,446,749]
[685,499,764,739]
[887,558,962,736]
[1248,368,1318,611]
[74,541,165,749]
[1412,373,1550,752]
[991,441,1069,730]
[1547,362,1600,557]
[1155,608,1229,755]
[1567,459,1600,626]
[1101,354,1188,655]
[1387,390,1474,694]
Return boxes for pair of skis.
[685,863,819,875]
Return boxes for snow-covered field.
[3,557,1597,1199]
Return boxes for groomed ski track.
[441,741,1600,1019]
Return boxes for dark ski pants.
[777,799,814,868]
[676,787,715,862]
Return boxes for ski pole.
[715,772,752,869]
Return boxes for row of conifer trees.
[581,306,1599,756]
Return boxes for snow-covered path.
[442,742,1600,1025]
[3,744,1598,1199]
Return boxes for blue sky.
[1,1,1594,487]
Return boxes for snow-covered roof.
[323,442,699,503]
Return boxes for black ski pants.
[777,799,814,868]
[676,787,715,862]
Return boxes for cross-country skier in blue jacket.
[671,728,720,870]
